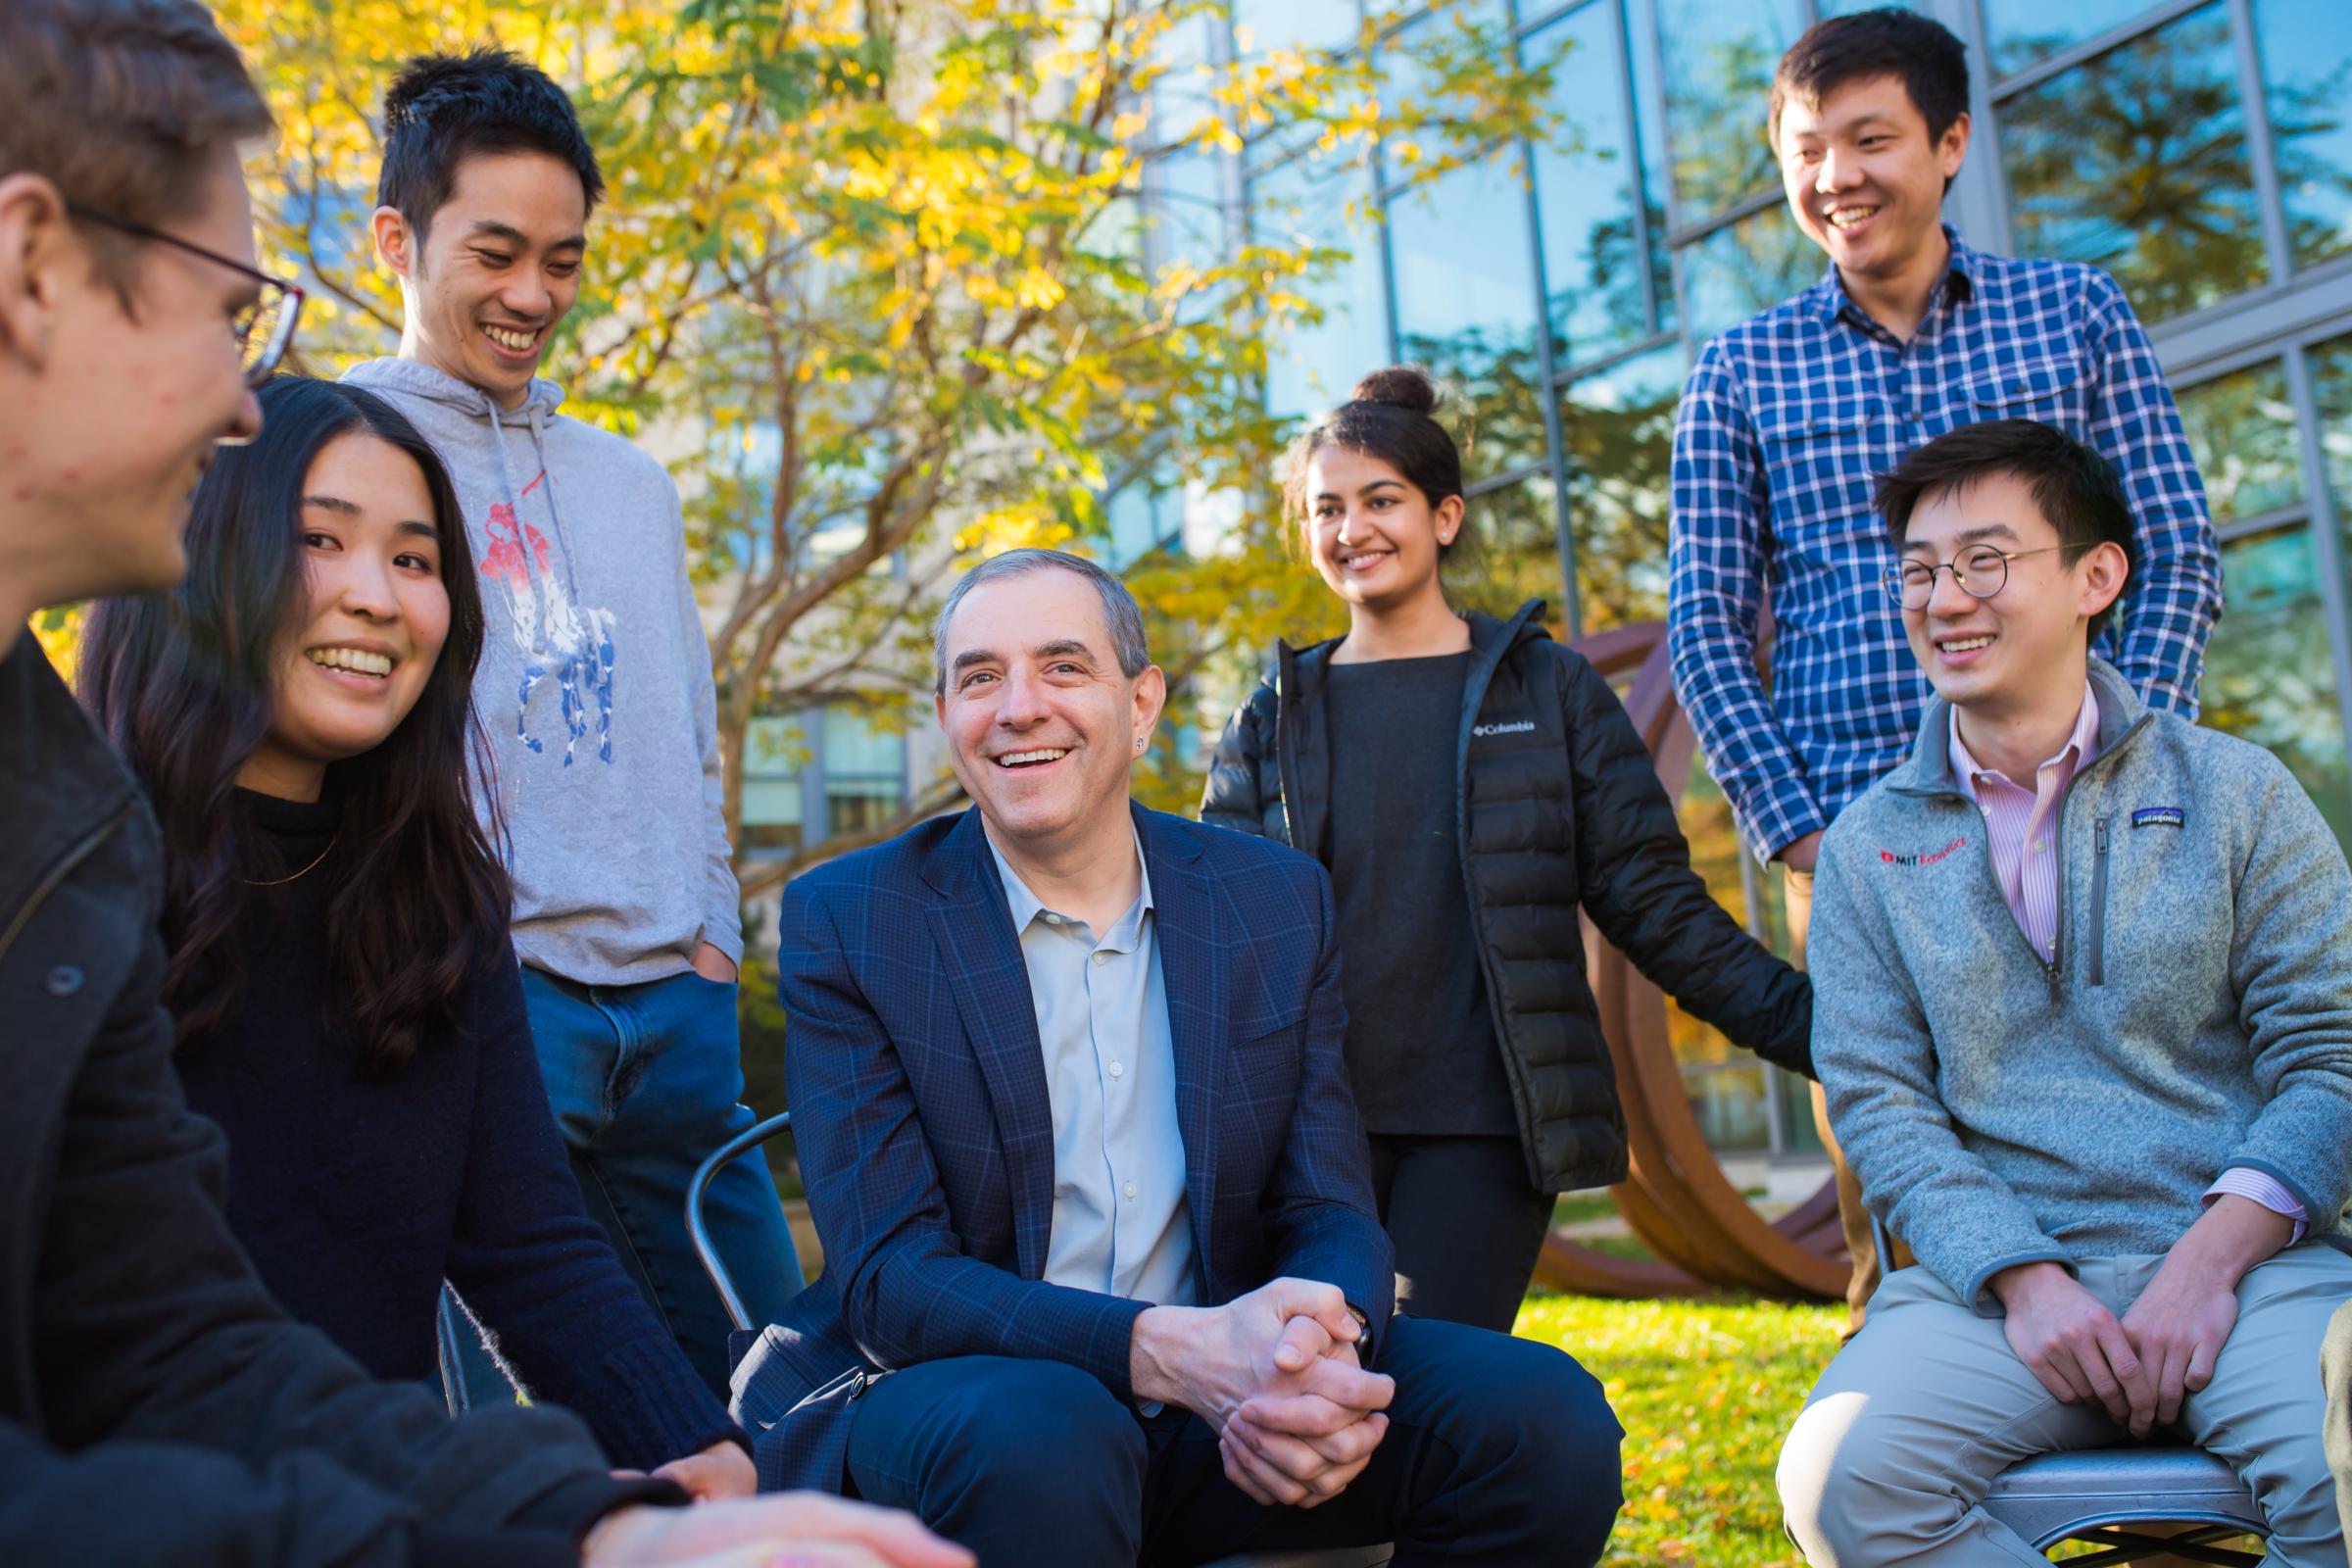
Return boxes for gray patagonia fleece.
[343,358,741,986]
[1811,658,2352,1315]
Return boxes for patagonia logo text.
[2132,807,2184,829]
[1472,719,1537,738]
[1881,837,1968,867]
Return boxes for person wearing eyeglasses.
[0,3,967,1565]
[1776,419,2352,1565]
[1666,8,2223,1335]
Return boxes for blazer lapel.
[1138,805,1225,1289]
[920,808,1056,1281]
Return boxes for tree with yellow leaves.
[211,0,1561,891]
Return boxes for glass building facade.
[1152,0,2352,1153]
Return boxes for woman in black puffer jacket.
[1200,367,1813,1332]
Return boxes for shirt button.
[2033,840,2047,854]
[1092,951,1108,966]
[44,965,84,998]
[1123,1181,1137,1200]
[1108,1061,1124,1079]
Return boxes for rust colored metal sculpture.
[1531,620,1845,1301]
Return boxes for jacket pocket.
[1753,401,1882,545]
[1967,354,2090,428]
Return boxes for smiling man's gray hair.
[933,548,1152,695]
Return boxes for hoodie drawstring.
[484,401,541,655]
[523,405,588,611]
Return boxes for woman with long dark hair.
[80,375,752,1495]
[1201,367,1816,1332]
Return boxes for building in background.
[1144,0,2352,1160]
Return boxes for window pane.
[2320,331,2352,526]
[1530,2,1670,365]
[1250,148,1389,419]
[1388,150,1546,479]
[821,706,906,777]
[1981,0,2166,76]
[1678,201,1820,344]
[2176,361,2304,524]
[1105,481,1180,569]
[825,779,905,839]
[1145,149,1227,273]
[1651,0,1805,220]
[745,715,808,774]
[1234,0,1359,56]
[1442,472,1564,621]
[2200,526,2352,850]
[2315,329,2352,672]
[1561,344,1684,633]
[741,716,807,854]
[2001,4,2267,323]
[2252,0,2352,272]
[1378,0,1511,119]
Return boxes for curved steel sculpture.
[1531,620,1845,1301]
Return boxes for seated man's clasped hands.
[1131,1275,1392,1508]
[750,548,1624,1565]
[1778,420,2352,1566]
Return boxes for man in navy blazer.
[749,548,1623,1564]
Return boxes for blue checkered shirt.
[1667,226,2222,861]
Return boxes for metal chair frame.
[1859,1215,2266,1564]
[687,1109,797,1336]
[687,1114,1392,1567]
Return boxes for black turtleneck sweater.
[172,788,737,1471]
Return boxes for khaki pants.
[1778,1249,2352,1566]
[1787,864,1884,1333]
[2323,1298,2352,1546]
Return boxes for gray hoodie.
[343,358,740,985]
[1812,658,2352,1315]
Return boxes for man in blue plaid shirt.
[1667,8,2222,1326]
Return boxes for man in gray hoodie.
[1776,419,2352,1565]
[345,49,801,1402]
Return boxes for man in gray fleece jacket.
[1777,419,2352,1566]
[344,49,800,1406]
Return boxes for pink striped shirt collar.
[1947,681,2102,809]
[1947,682,2100,959]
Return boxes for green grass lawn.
[1512,1292,2266,1564]
[1513,1292,1839,1568]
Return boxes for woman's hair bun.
[1348,366,1441,416]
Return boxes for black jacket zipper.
[1271,642,1299,851]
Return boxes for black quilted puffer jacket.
[1199,600,1813,1193]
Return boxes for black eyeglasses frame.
[66,201,304,388]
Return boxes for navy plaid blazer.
[735,802,1395,1494]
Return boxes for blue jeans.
[458,965,804,1405]
[843,1315,1624,1566]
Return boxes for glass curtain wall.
[1161,0,2352,1154]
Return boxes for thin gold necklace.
[244,835,338,887]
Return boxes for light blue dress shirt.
[988,834,1197,1307]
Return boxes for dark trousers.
[1369,1133,1556,1334]
[841,1314,1621,1567]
